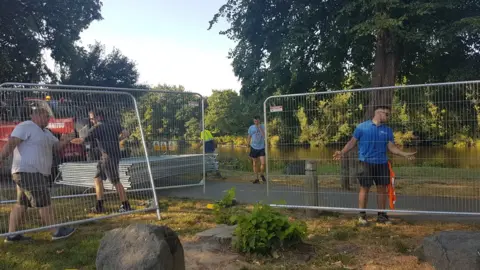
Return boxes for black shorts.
[249,147,265,159]
[95,153,120,185]
[357,162,390,188]
[12,172,51,208]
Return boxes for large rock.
[421,231,480,270]
[96,224,185,270]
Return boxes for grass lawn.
[220,165,480,198]
[1,198,480,269]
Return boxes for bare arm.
[0,137,22,161]
[71,124,100,145]
[54,134,75,151]
[247,135,251,146]
[388,142,416,159]
[333,137,357,160]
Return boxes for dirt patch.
[363,255,434,270]
[183,239,243,270]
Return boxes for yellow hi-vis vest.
[200,130,214,141]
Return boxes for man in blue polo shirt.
[334,106,416,225]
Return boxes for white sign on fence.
[270,105,283,112]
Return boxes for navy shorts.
[205,140,215,153]
[357,162,390,188]
[249,147,265,159]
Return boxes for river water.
[215,145,480,169]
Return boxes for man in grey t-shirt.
[0,108,76,243]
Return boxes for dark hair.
[253,115,261,120]
[374,105,391,111]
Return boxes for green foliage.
[60,42,139,88]
[0,0,102,82]
[215,135,248,146]
[218,187,236,208]
[263,86,480,148]
[231,204,307,255]
[123,84,203,144]
[212,187,245,225]
[294,92,365,146]
[209,0,480,98]
[205,90,258,136]
[185,118,201,141]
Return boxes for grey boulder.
[421,231,480,270]
[96,224,185,270]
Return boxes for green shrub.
[213,187,242,225]
[231,203,307,255]
[217,187,236,208]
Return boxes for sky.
[77,0,241,96]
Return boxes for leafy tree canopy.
[209,0,480,103]
[0,0,103,83]
[60,42,139,88]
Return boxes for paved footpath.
[156,180,480,223]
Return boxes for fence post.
[304,160,319,217]
[340,157,350,190]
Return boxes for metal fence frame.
[263,80,480,216]
[0,86,160,237]
[0,82,207,194]
[0,82,207,236]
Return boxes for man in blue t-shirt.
[334,106,416,225]
[248,115,266,184]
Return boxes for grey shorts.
[12,172,51,208]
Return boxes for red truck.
[0,96,87,178]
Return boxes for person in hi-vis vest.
[200,129,215,153]
[200,129,224,178]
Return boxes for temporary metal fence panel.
[0,83,209,194]
[0,85,160,237]
[130,89,207,192]
[263,80,480,216]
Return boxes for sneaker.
[376,213,392,225]
[52,227,76,241]
[260,175,267,183]
[358,215,368,226]
[90,206,105,214]
[119,204,133,213]
[252,179,260,184]
[4,234,32,243]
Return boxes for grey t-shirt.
[11,121,59,176]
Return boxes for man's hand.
[70,138,85,145]
[402,151,416,161]
[388,142,416,160]
[60,133,75,142]
[333,151,343,160]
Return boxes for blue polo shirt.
[353,120,394,164]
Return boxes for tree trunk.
[342,29,399,190]
[366,29,399,118]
